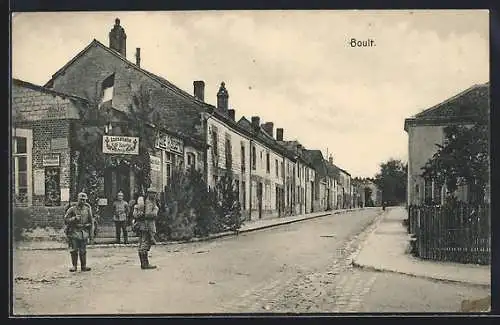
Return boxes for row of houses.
[12,18,375,230]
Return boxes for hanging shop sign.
[155,132,184,154]
[42,154,60,167]
[103,136,139,155]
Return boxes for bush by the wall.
[13,207,31,242]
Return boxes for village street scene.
[11,10,490,315]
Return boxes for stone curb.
[351,261,491,289]
[16,208,371,251]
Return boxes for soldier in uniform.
[112,191,129,244]
[64,192,94,272]
[132,192,158,269]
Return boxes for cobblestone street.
[13,208,489,315]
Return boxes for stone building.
[13,17,359,230]
[404,82,489,205]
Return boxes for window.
[100,74,115,105]
[305,168,309,182]
[281,162,284,178]
[211,129,218,167]
[45,167,61,206]
[241,144,246,172]
[225,136,232,170]
[266,152,270,173]
[234,179,240,197]
[433,179,442,205]
[251,145,256,170]
[163,151,174,188]
[275,159,279,177]
[241,181,246,209]
[13,131,31,206]
[186,152,196,169]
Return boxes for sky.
[11,10,489,178]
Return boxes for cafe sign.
[155,132,184,154]
[103,136,139,155]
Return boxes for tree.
[214,173,243,232]
[73,84,158,214]
[374,159,408,205]
[421,114,489,204]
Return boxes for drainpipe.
[249,139,253,221]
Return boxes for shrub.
[13,207,31,242]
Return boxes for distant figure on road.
[64,192,94,272]
[113,191,129,244]
[382,201,387,211]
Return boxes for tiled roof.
[412,82,489,120]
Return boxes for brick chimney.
[193,80,205,101]
[217,82,229,112]
[262,122,274,137]
[251,116,260,128]
[109,18,127,57]
[228,109,235,121]
[329,155,334,164]
[276,128,284,141]
[135,48,141,67]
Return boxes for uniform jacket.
[64,203,94,241]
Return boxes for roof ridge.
[14,78,89,102]
[413,83,488,118]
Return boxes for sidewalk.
[352,207,491,287]
[15,207,369,251]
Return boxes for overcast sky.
[11,10,489,178]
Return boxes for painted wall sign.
[42,154,60,167]
[150,155,161,171]
[103,136,139,155]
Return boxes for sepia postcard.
[10,10,491,315]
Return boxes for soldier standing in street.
[64,192,94,272]
[113,191,129,244]
[132,192,158,269]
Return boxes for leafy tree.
[374,159,408,205]
[73,85,157,215]
[214,173,243,232]
[421,114,489,204]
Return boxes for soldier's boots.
[80,252,91,272]
[69,252,78,272]
[139,252,157,270]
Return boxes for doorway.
[257,182,263,219]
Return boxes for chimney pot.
[135,48,141,67]
[329,155,333,164]
[228,109,235,121]
[251,116,260,128]
[276,128,284,141]
[193,80,205,101]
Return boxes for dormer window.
[100,73,115,106]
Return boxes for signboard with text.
[103,136,139,155]
[155,132,184,154]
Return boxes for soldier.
[113,191,129,244]
[64,192,94,272]
[132,192,158,269]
